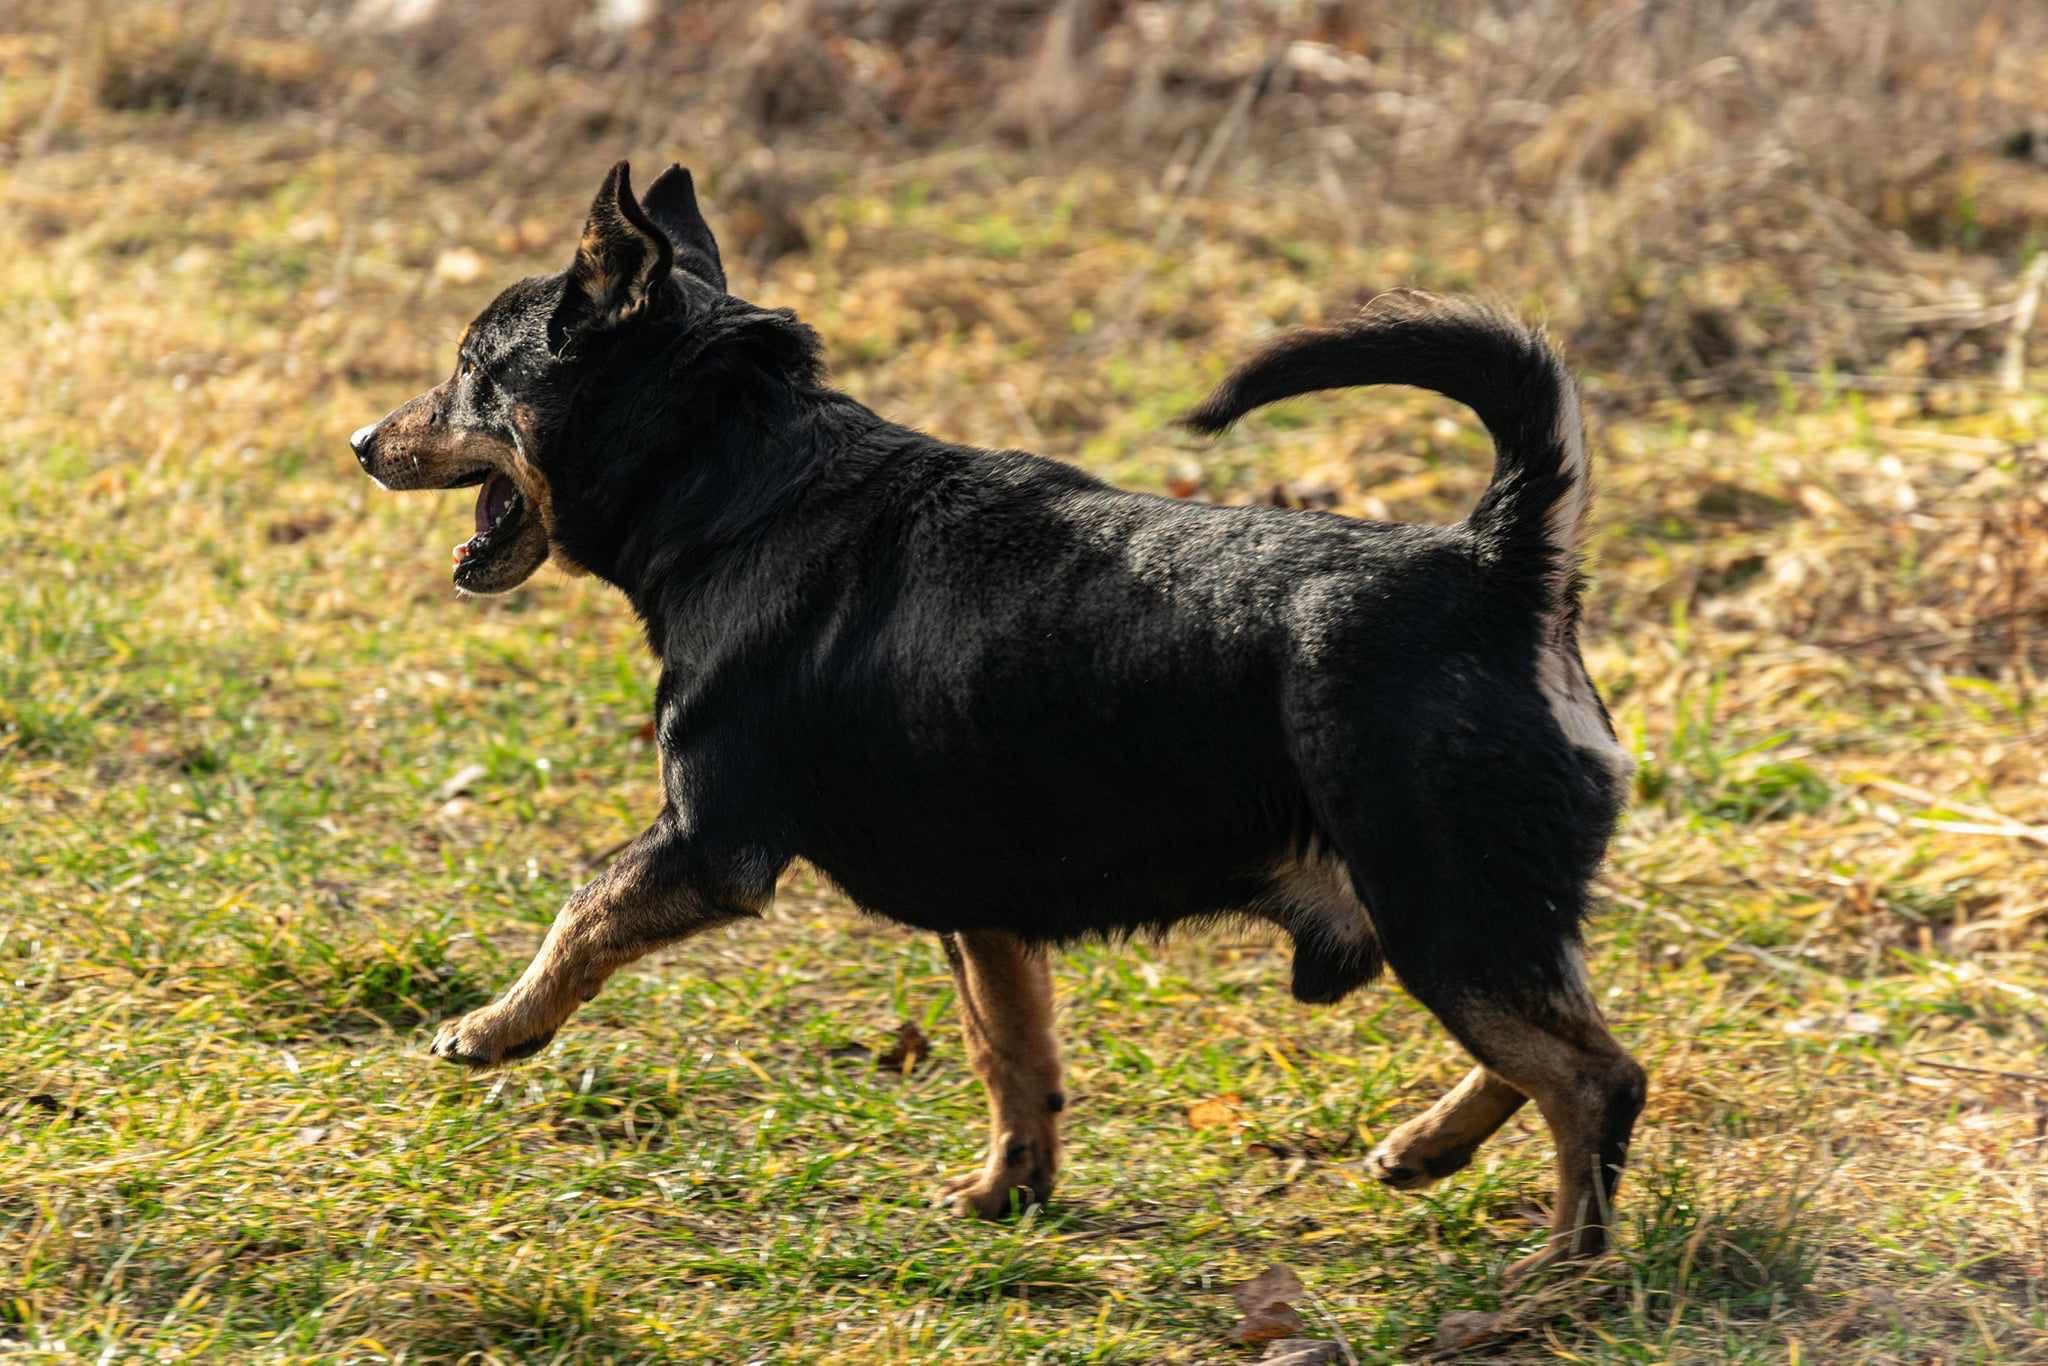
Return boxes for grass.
[4,14,2048,1362]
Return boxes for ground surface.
[4,52,2048,1365]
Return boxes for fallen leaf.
[1784,1010,1885,1040]
[1795,484,1840,519]
[877,1019,930,1075]
[823,1020,931,1076]
[1232,1264,1305,1345]
[1435,1308,1508,1353]
[1262,478,1341,510]
[1260,1340,1341,1365]
[1188,1094,1243,1131]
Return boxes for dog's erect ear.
[551,161,674,353]
[641,163,726,292]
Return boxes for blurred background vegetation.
[13,0,2048,379]
[3,2,2047,1360]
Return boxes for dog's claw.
[1366,1147,1429,1190]
[937,1168,1045,1219]
[429,1008,555,1068]
[1366,1133,1481,1191]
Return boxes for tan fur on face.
[506,401,587,579]
[358,382,515,492]
[361,383,557,593]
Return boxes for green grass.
[4,73,2047,1365]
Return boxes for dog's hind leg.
[1454,972,1645,1282]
[429,808,774,1067]
[1373,908,1646,1281]
[937,931,1064,1218]
[1367,1065,1528,1190]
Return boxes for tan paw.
[938,1168,1047,1218]
[428,1003,557,1068]
[937,1138,1054,1218]
[1366,1132,1479,1191]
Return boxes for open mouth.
[452,471,526,580]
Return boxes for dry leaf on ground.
[877,1020,930,1075]
[820,1020,930,1076]
[1231,1264,1306,1345]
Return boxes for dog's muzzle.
[350,422,379,471]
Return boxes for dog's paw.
[1366,1143,1432,1191]
[937,1167,1046,1219]
[1367,1132,1478,1191]
[428,1005,556,1068]
[937,1136,1054,1219]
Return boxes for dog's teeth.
[453,543,470,561]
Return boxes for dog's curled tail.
[1183,290,1589,607]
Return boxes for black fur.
[408,165,1625,1018]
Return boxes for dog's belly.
[799,814,1385,1003]
[804,820,1279,941]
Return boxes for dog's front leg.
[430,810,767,1067]
[938,931,1064,1217]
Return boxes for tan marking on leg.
[938,931,1064,1218]
[501,400,591,579]
[429,820,758,1066]
[1454,967,1646,1281]
[1368,1065,1528,1190]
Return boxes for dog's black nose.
[349,422,378,468]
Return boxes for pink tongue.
[475,473,514,535]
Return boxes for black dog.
[351,161,1645,1277]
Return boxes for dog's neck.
[544,302,871,633]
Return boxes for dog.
[351,160,1646,1279]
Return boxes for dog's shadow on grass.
[1441,1154,1825,1356]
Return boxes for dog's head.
[349,160,727,593]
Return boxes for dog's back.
[750,296,1624,971]
[708,290,1648,1276]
